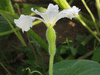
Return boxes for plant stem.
[82,0,99,34]
[36,49,46,75]
[0,62,12,75]
[26,68,43,75]
[46,27,56,75]
[15,3,21,16]
[54,0,71,9]
[49,55,54,75]
[78,17,100,42]
[28,29,48,51]
[96,0,100,20]
[0,28,20,36]
[0,13,27,46]
[77,50,93,59]
[81,31,97,46]
[5,13,27,47]
[27,33,37,61]
[0,0,15,15]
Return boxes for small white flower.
[65,6,81,19]
[14,14,36,32]
[31,3,80,27]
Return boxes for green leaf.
[70,45,77,56]
[0,16,11,32]
[92,47,100,62]
[77,44,88,55]
[22,4,47,15]
[12,46,32,52]
[16,66,26,75]
[22,7,34,15]
[0,16,11,41]
[76,35,87,43]
[57,45,69,55]
[53,59,100,75]
[28,29,48,52]
[29,35,41,48]
[26,60,40,67]
[66,55,75,60]
[0,0,15,14]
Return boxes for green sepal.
[46,27,56,55]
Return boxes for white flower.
[64,6,81,19]
[14,14,36,32]
[14,4,80,32]
[31,3,80,27]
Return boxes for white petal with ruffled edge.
[14,14,36,32]
[54,6,81,23]
[31,3,59,27]
[31,3,80,27]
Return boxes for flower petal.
[53,9,67,24]
[31,8,47,24]
[54,6,80,24]
[31,16,46,24]
[14,14,35,32]
[31,3,59,25]
[46,3,59,23]
[65,6,81,19]
[31,4,80,27]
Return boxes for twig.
[0,62,12,75]
[77,50,94,59]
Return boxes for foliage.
[53,59,100,75]
[0,16,12,41]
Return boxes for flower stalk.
[49,55,54,75]
[96,0,100,20]
[28,29,48,51]
[46,27,56,75]
[82,0,99,34]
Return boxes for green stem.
[33,20,42,26]
[27,33,37,62]
[77,50,93,59]
[78,17,100,42]
[26,68,43,75]
[0,62,12,75]
[5,13,27,47]
[82,0,99,34]
[0,13,27,46]
[17,31,27,46]
[49,55,54,75]
[96,0,100,20]
[28,29,48,52]
[15,3,21,15]
[36,49,46,75]
[46,27,56,55]
[46,27,56,75]
[0,0,15,15]
[81,31,97,46]
[79,12,95,29]
[54,0,71,9]
[69,0,74,5]
[0,28,20,36]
